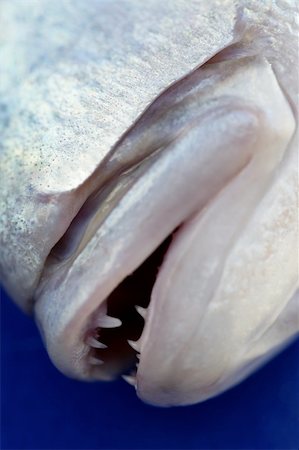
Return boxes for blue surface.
[1,287,299,450]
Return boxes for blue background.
[1,288,298,450]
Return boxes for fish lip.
[33,156,189,379]
[33,135,196,379]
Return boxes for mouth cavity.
[82,233,174,381]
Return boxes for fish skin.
[0,0,237,309]
[1,0,298,407]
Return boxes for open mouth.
[38,127,184,380]
[38,158,183,381]
[34,57,270,387]
[84,233,174,382]
[34,63,211,382]
[34,86,197,381]
[35,100,250,383]
[37,107,187,380]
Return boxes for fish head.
[0,0,298,406]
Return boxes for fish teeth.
[122,374,137,387]
[127,339,141,352]
[89,356,104,366]
[96,315,122,328]
[86,336,107,349]
[122,369,137,387]
[135,305,147,319]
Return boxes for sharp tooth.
[135,305,147,319]
[86,336,107,349]
[96,315,122,328]
[89,356,104,366]
[122,374,137,387]
[128,339,141,352]
[136,353,140,360]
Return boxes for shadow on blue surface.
[1,288,299,450]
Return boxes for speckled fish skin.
[0,0,298,407]
[0,0,237,307]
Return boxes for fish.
[0,0,298,407]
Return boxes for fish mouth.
[33,61,209,381]
[34,118,204,381]
[34,56,287,394]
[34,97,254,383]
[35,145,195,381]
